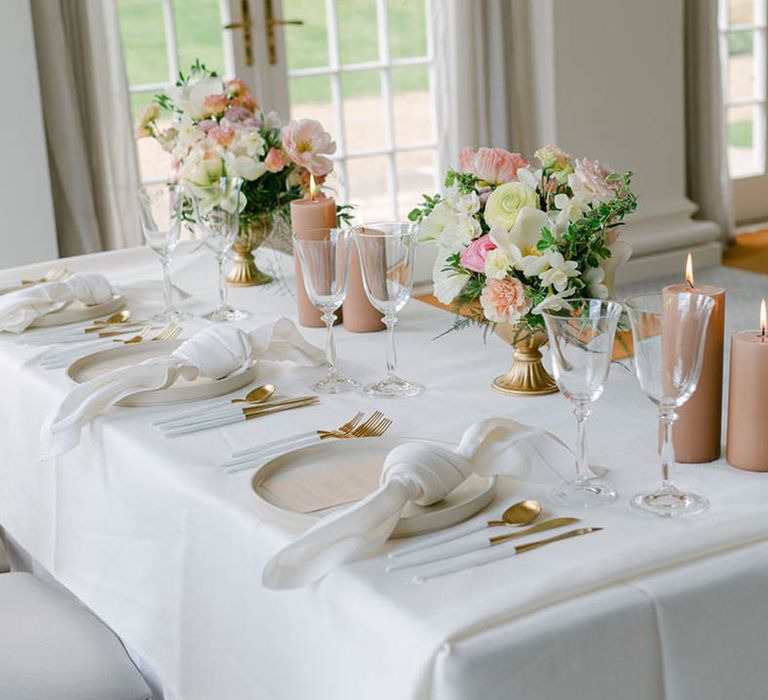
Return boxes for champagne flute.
[293,228,359,393]
[136,183,184,321]
[353,222,424,398]
[624,291,714,517]
[542,299,622,507]
[188,177,250,322]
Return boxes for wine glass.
[624,291,714,517]
[542,299,622,508]
[293,228,359,393]
[353,222,424,398]
[136,183,184,321]
[188,177,250,322]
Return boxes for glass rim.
[623,291,715,314]
[539,298,623,318]
[292,227,346,239]
[352,221,418,237]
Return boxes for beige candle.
[343,225,384,333]
[289,183,337,328]
[726,300,768,471]
[662,254,725,463]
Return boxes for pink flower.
[225,79,250,98]
[265,147,286,173]
[208,125,235,147]
[280,118,336,177]
[197,119,217,133]
[233,95,259,113]
[568,158,616,204]
[480,277,529,324]
[460,235,496,273]
[203,93,228,117]
[459,147,529,185]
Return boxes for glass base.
[631,487,709,518]
[204,305,251,322]
[311,373,360,394]
[363,375,424,399]
[551,479,618,509]
[151,307,187,323]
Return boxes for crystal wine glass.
[624,291,714,517]
[136,183,184,321]
[353,222,424,398]
[542,299,622,508]
[293,228,359,393]
[189,177,250,322]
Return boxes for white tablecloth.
[1,247,768,700]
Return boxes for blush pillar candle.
[343,227,384,333]
[290,193,337,328]
[726,300,768,471]
[662,255,726,462]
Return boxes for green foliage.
[408,193,443,223]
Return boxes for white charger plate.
[67,339,258,406]
[251,437,497,538]
[30,295,125,328]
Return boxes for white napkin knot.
[64,273,113,306]
[169,326,254,380]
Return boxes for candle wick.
[686,279,695,290]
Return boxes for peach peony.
[480,277,529,324]
[281,118,336,176]
[459,147,529,185]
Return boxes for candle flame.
[685,253,695,288]
[761,299,766,337]
[309,174,317,201]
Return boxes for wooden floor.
[723,229,768,275]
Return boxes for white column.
[528,0,722,282]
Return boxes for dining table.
[1,244,768,700]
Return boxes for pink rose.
[208,125,235,147]
[459,147,529,185]
[480,277,529,324]
[203,93,228,117]
[265,147,286,173]
[281,118,336,177]
[460,235,496,273]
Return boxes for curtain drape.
[684,0,734,239]
[30,0,141,256]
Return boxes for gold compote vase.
[492,323,558,396]
[227,217,273,287]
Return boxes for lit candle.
[726,300,768,471]
[290,175,338,328]
[662,254,726,462]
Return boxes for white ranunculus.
[538,250,579,292]
[420,201,459,244]
[599,240,633,297]
[532,287,577,315]
[432,255,469,305]
[584,266,609,299]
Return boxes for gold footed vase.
[492,324,558,396]
[227,218,274,287]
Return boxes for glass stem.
[217,254,228,309]
[322,309,338,377]
[160,256,173,310]
[659,408,677,490]
[574,402,592,483]
[384,311,398,379]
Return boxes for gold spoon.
[389,499,543,559]
[231,384,276,404]
[91,310,132,327]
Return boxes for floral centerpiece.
[135,61,338,285]
[410,145,638,394]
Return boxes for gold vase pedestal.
[491,324,558,397]
[227,219,274,287]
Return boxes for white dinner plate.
[30,295,126,328]
[251,437,497,538]
[67,339,258,406]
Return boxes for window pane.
[175,0,227,78]
[728,31,757,100]
[727,104,764,177]
[392,66,432,145]
[397,150,435,218]
[729,0,754,24]
[136,127,173,182]
[346,156,390,220]
[284,0,328,70]
[338,0,378,65]
[728,30,754,57]
[389,0,428,59]
[117,0,168,85]
[342,71,385,152]
[289,75,332,118]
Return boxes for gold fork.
[116,326,152,344]
[151,323,182,341]
[21,267,72,285]
[316,411,390,440]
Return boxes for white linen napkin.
[0,273,114,333]
[41,318,324,459]
[262,418,581,589]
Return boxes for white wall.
[0,0,58,268]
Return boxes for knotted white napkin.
[263,417,587,589]
[0,273,114,333]
[41,318,324,459]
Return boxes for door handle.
[265,0,303,65]
[222,0,254,66]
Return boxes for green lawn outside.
[118,0,429,118]
[729,120,753,148]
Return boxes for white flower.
[554,193,590,227]
[226,153,266,181]
[568,158,616,205]
[229,128,266,159]
[432,255,468,305]
[439,216,481,251]
[532,287,577,315]
[599,240,633,298]
[263,110,282,129]
[451,192,481,217]
[420,201,458,244]
[484,248,519,280]
[491,207,549,255]
[174,76,225,120]
[584,266,609,299]
[516,252,550,278]
[538,251,579,292]
[516,167,540,189]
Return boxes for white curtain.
[684,0,734,239]
[30,0,141,256]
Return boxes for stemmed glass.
[136,183,184,321]
[188,177,250,322]
[353,222,424,398]
[625,292,714,517]
[293,228,359,393]
[542,299,622,508]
